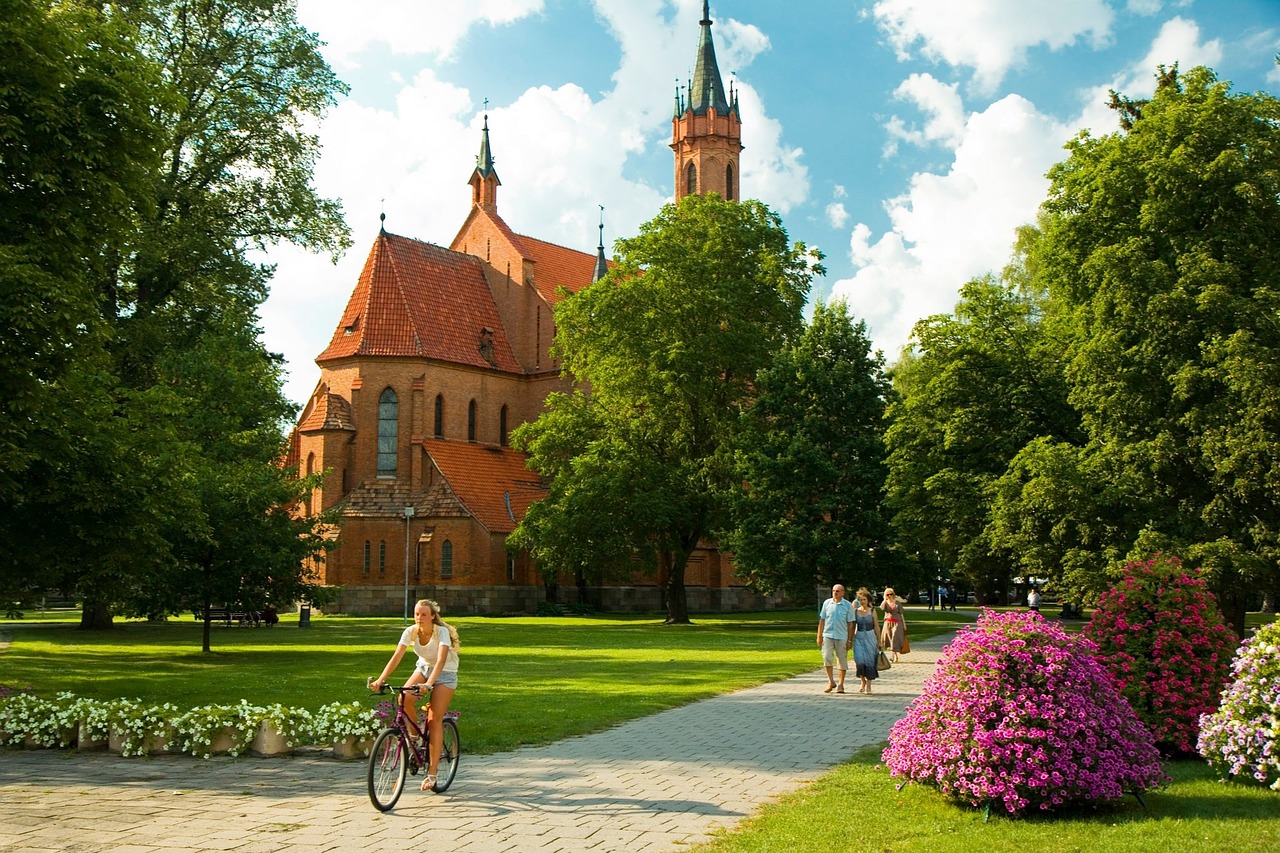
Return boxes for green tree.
[513,193,819,623]
[2,0,349,632]
[727,299,899,597]
[884,271,1079,602]
[1031,65,1280,633]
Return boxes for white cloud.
[831,14,1227,363]
[1071,16,1223,139]
[826,202,850,229]
[884,73,966,152]
[831,95,1071,359]
[296,0,547,66]
[870,0,1114,92]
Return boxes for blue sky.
[263,0,1280,406]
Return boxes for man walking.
[817,584,855,694]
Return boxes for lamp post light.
[403,505,415,624]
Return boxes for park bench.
[194,608,262,626]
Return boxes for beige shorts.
[821,637,849,671]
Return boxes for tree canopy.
[512,193,820,623]
[1,0,348,641]
[728,299,900,597]
[885,65,1280,628]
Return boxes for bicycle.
[366,682,461,811]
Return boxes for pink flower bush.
[883,610,1165,815]
[1084,554,1236,754]
[1198,619,1280,790]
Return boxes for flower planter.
[207,726,239,755]
[249,721,292,757]
[109,727,174,756]
[332,734,373,760]
[77,722,107,751]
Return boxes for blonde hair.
[416,598,460,649]
[883,587,895,598]
[855,587,872,606]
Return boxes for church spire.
[670,2,743,202]
[689,1,731,116]
[593,206,608,282]
[468,110,501,211]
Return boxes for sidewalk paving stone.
[0,633,951,852]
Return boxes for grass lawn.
[0,607,974,754]
[692,744,1280,853]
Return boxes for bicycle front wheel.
[367,728,408,811]
[433,717,461,793]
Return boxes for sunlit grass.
[0,607,974,754]
[693,745,1280,853]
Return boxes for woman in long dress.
[881,587,906,663]
[852,587,880,693]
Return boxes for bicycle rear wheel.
[367,728,408,811]
[432,717,460,792]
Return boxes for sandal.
[421,774,437,792]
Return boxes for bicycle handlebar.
[367,677,425,696]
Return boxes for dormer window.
[479,327,495,365]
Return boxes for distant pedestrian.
[880,587,906,663]
[817,584,855,694]
[1027,587,1041,613]
[947,584,957,611]
[851,587,880,693]
[937,583,947,610]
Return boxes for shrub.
[1198,620,1280,790]
[883,609,1165,815]
[1083,554,1237,753]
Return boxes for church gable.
[316,231,521,373]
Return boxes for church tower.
[469,113,500,211]
[671,1,742,202]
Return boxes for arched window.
[685,161,697,196]
[725,164,735,200]
[363,541,371,576]
[434,394,444,438]
[467,400,477,442]
[499,405,509,446]
[378,540,386,576]
[377,388,398,477]
[305,453,315,515]
[441,540,453,579]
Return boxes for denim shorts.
[417,667,458,689]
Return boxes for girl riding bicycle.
[370,598,459,792]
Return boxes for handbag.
[901,631,911,654]
[878,650,891,671]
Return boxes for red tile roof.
[316,232,521,372]
[423,438,545,533]
[297,386,356,432]
[516,233,608,306]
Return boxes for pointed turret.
[468,114,501,210]
[593,210,608,282]
[671,1,743,202]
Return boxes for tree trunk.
[79,599,114,630]
[201,601,213,654]
[662,550,691,624]
[1215,580,1248,639]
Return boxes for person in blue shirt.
[816,584,855,694]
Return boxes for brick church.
[290,2,776,614]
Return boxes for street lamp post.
[403,505,415,624]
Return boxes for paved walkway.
[0,635,949,853]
